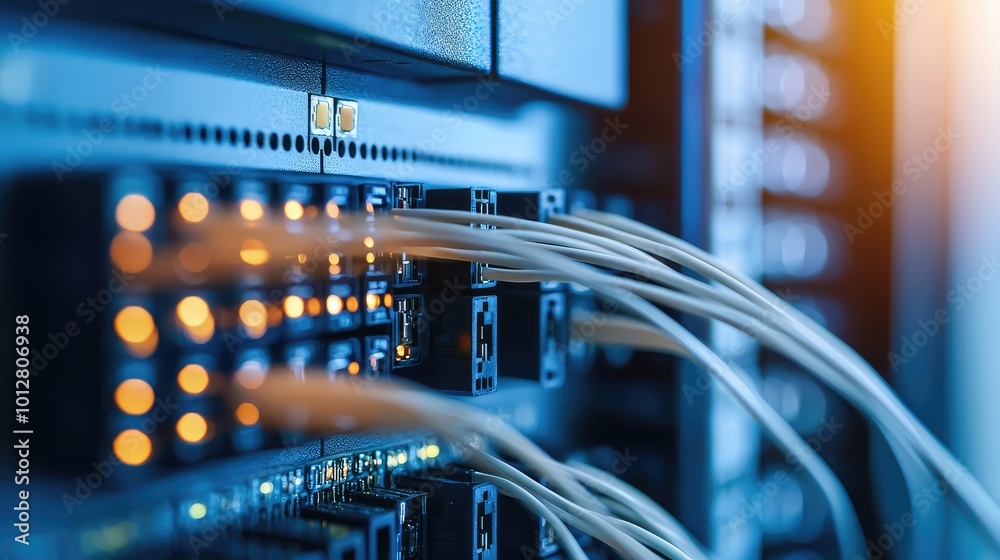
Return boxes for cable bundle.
[164,206,1000,560]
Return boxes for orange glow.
[365,252,376,264]
[326,200,340,218]
[178,242,211,273]
[326,295,344,315]
[176,296,210,328]
[176,412,208,443]
[239,199,264,221]
[110,232,153,274]
[328,254,340,265]
[114,379,155,415]
[177,364,209,395]
[184,313,215,344]
[284,200,304,221]
[240,239,270,265]
[383,293,393,307]
[347,361,360,375]
[363,236,375,248]
[115,194,155,233]
[114,306,155,344]
[178,192,209,223]
[307,297,322,316]
[239,301,267,339]
[365,293,380,310]
[284,295,305,318]
[124,326,159,358]
[235,402,260,426]
[113,429,152,466]
[346,296,359,313]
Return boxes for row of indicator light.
[109,183,349,271]
[108,185,359,466]
[237,194,343,222]
[135,293,368,344]
[110,192,160,467]
[111,190,351,274]
[112,390,261,464]
[186,473,303,524]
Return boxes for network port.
[398,295,497,395]
[392,183,425,286]
[393,296,425,368]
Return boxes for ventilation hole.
[183,125,192,141]
[280,134,290,151]
[349,142,357,158]
[310,137,320,154]
[338,140,346,157]
[359,143,367,159]
[229,128,238,146]
[413,151,421,162]
[371,144,380,160]
[268,133,278,150]
[295,135,304,153]
[381,146,388,160]
[199,126,208,142]
[323,138,333,156]
[243,130,252,147]
[256,132,265,148]
[390,147,398,161]
[214,127,223,144]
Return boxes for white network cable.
[556,209,1000,550]
[562,461,713,560]
[387,213,865,559]
[405,208,1000,554]
[210,210,865,558]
